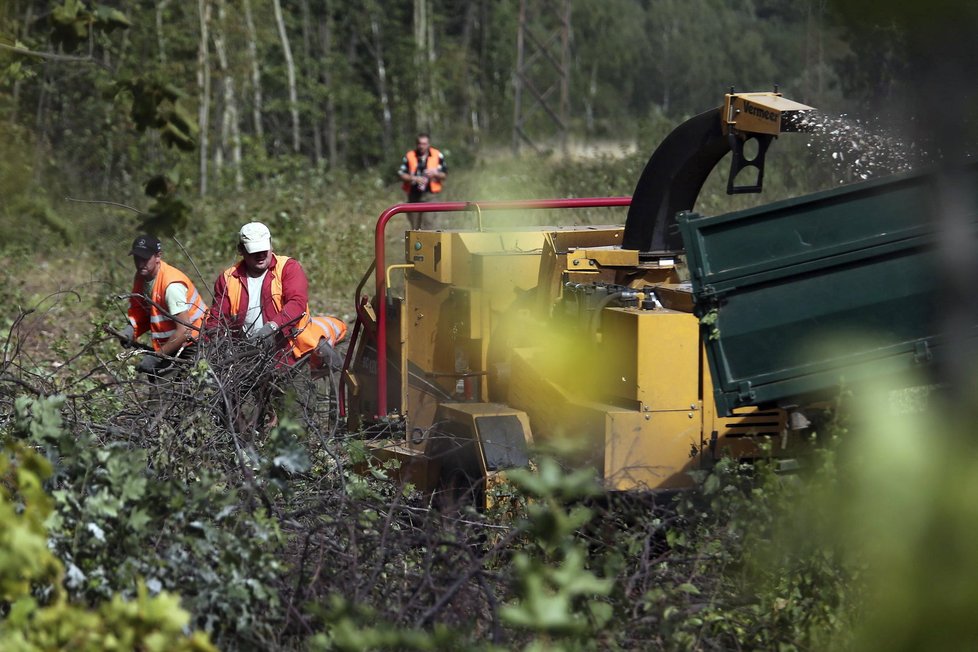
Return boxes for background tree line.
[1,0,904,210]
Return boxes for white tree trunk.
[427,0,443,123]
[214,0,243,191]
[319,7,337,166]
[197,0,212,197]
[155,0,170,64]
[300,0,323,166]
[370,12,392,159]
[272,0,301,153]
[413,0,430,129]
[242,0,264,143]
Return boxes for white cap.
[239,222,271,253]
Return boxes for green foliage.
[699,309,720,340]
[311,596,461,652]
[0,434,59,604]
[2,0,896,224]
[0,401,215,652]
[49,0,131,51]
[0,121,76,249]
[501,459,613,644]
[116,76,198,151]
[141,170,192,236]
[4,391,287,649]
[609,445,858,650]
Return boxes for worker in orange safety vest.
[206,222,347,369]
[116,235,208,375]
[398,132,447,230]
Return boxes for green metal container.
[679,163,978,416]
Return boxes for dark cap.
[129,235,162,258]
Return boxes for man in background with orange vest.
[398,132,447,230]
[116,235,208,375]
[206,222,346,369]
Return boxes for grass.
[5,143,840,366]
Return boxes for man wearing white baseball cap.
[207,222,346,366]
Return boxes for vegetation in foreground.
[0,93,967,652]
[1,315,863,650]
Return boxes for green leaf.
[703,472,721,495]
[128,508,151,532]
[93,5,132,30]
[272,445,311,475]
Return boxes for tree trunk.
[369,10,392,160]
[413,0,430,129]
[272,0,301,154]
[102,34,128,196]
[585,61,597,135]
[480,0,489,135]
[242,0,264,143]
[214,0,243,191]
[427,0,443,125]
[341,24,358,162]
[460,0,478,145]
[197,0,212,197]
[300,0,322,166]
[155,0,170,65]
[319,6,337,166]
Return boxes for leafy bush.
[0,400,214,652]
[4,367,294,648]
[0,305,864,651]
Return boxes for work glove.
[314,338,343,370]
[118,324,136,348]
[135,354,163,375]
[253,322,279,351]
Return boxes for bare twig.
[0,42,113,70]
[64,196,145,213]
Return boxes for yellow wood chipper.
[340,91,978,506]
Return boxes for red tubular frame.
[339,197,632,420]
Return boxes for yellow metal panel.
[452,230,549,287]
[567,246,640,269]
[404,276,456,433]
[565,250,600,272]
[437,401,533,442]
[438,401,529,419]
[599,309,700,410]
[545,227,625,253]
[476,253,544,313]
[507,347,608,461]
[408,231,452,283]
[604,410,703,490]
[536,233,563,317]
[508,342,707,490]
[723,92,814,136]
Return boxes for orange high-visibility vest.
[128,261,207,352]
[402,147,443,193]
[221,255,346,360]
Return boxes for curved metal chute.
[623,108,731,252]
[624,92,813,252]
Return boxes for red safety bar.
[339,197,632,420]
